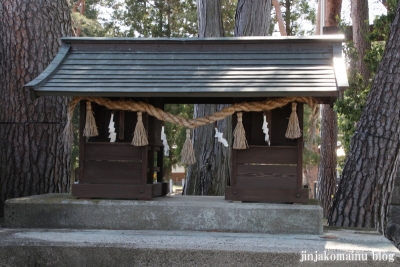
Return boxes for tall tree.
[351,0,371,84]
[184,0,228,196]
[328,1,400,233]
[317,0,341,217]
[0,0,72,217]
[234,0,271,36]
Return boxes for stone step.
[1,228,399,267]
[5,193,323,235]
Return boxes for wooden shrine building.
[25,36,348,203]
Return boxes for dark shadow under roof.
[25,36,348,100]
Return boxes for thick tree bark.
[351,0,371,83]
[234,0,271,36]
[197,0,224,37]
[0,0,71,217]
[317,0,341,217]
[325,0,342,26]
[328,3,400,233]
[185,105,231,195]
[184,0,228,195]
[317,106,337,217]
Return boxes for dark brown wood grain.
[83,161,142,184]
[141,146,148,185]
[72,184,154,199]
[236,146,297,164]
[225,186,308,203]
[297,103,304,189]
[79,101,86,183]
[84,143,142,161]
[236,164,297,188]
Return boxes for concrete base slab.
[4,193,323,235]
[0,228,399,267]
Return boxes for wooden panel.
[152,183,163,197]
[72,184,154,199]
[141,146,148,185]
[236,164,297,188]
[230,149,237,186]
[83,161,142,184]
[84,143,142,161]
[79,101,86,183]
[297,103,304,188]
[157,150,164,183]
[225,186,308,203]
[147,145,155,184]
[236,146,297,164]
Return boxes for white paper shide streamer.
[108,113,117,142]
[214,128,229,147]
[161,126,170,156]
[262,115,270,146]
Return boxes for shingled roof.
[25,35,348,101]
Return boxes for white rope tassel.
[262,115,271,146]
[181,129,196,165]
[83,101,99,137]
[132,111,148,146]
[233,112,248,149]
[285,102,302,139]
[161,126,170,156]
[108,113,116,142]
[214,127,229,147]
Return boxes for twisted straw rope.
[67,96,319,129]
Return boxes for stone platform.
[5,194,322,235]
[2,194,400,266]
[0,228,399,267]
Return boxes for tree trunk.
[328,2,400,233]
[235,0,271,36]
[317,106,338,217]
[272,0,286,36]
[0,0,72,217]
[185,105,232,195]
[197,0,224,37]
[317,0,341,217]
[184,0,227,196]
[351,0,371,83]
[325,0,342,26]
